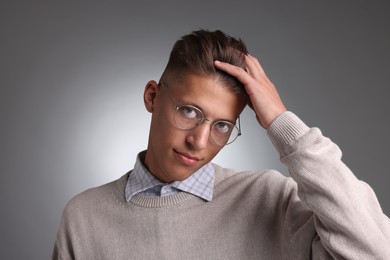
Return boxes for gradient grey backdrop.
[1,1,389,259]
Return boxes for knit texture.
[52,112,390,259]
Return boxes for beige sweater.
[52,112,390,259]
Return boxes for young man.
[52,30,390,259]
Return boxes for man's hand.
[214,54,287,129]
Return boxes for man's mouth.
[173,150,201,166]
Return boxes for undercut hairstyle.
[161,29,249,97]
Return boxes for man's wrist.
[266,111,309,153]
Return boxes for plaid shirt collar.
[125,151,215,202]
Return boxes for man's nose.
[185,121,211,150]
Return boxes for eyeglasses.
[159,82,241,146]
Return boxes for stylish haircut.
[161,29,249,96]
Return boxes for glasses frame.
[159,82,242,146]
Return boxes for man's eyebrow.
[174,99,207,117]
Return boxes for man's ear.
[144,80,159,113]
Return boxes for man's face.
[143,73,246,183]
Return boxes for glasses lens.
[174,105,203,129]
[211,121,239,146]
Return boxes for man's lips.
[173,150,202,165]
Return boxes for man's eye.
[214,122,231,134]
[180,106,198,119]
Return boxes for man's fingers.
[214,60,252,85]
[245,54,265,79]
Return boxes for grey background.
[1,1,389,259]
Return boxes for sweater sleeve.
[267,111,390,259]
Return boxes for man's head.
[143,29,249,183]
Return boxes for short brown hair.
[161,29,248,96]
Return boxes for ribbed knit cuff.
[266,111,310,155]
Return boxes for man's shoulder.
[212,163,288,183]
[63,173,129,215]
[211,163,294,199]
